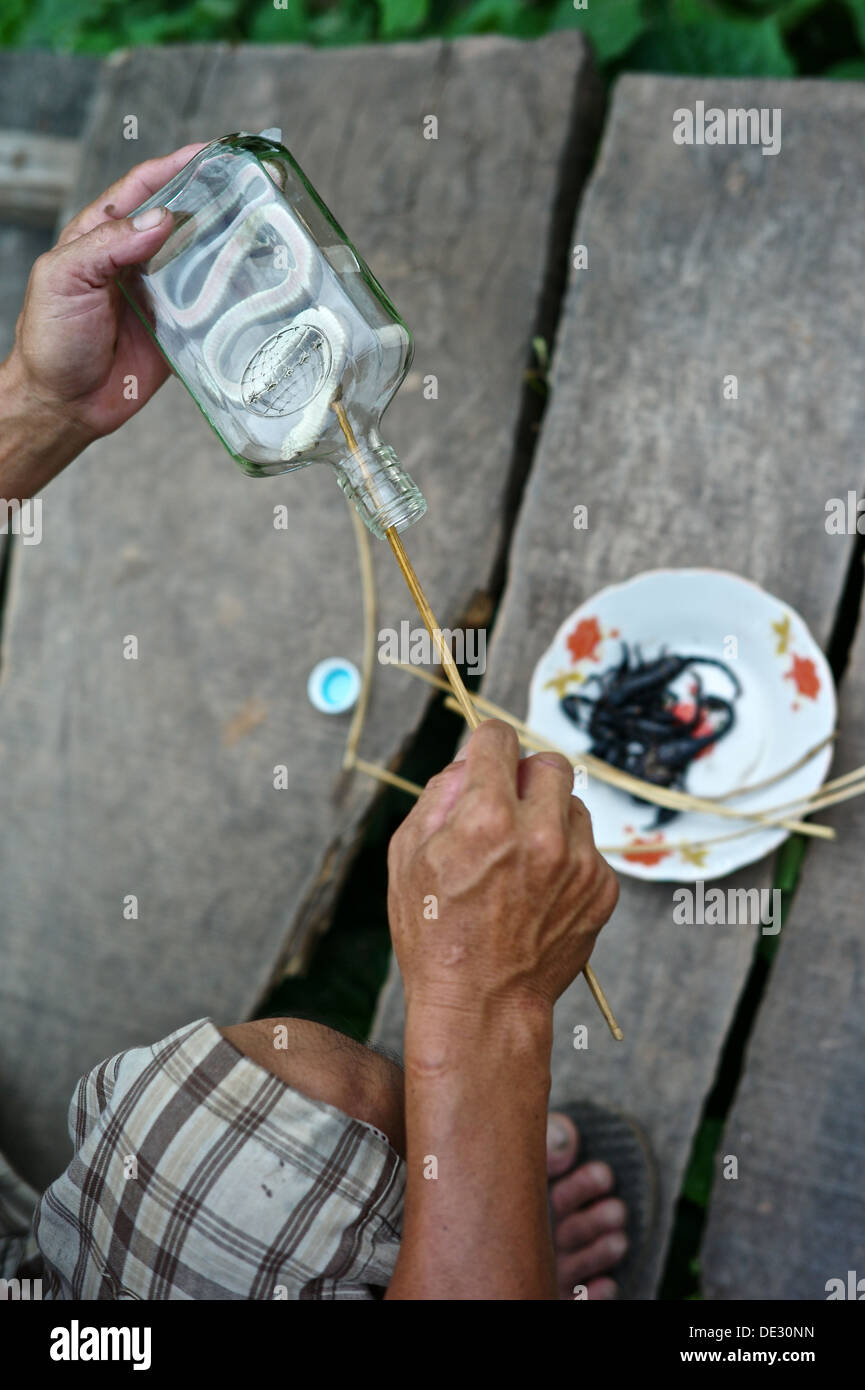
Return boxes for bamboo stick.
[332,399,622,1040]
[385,527,623,1042]
[394,665,831,841]
[439,692,834,841]
[349,723,860,851]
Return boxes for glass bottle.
[120,131,427,538]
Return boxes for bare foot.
[547,1111,628,1300]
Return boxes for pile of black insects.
[560,644,742,827]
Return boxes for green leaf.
[826,57,865,77]
[682,1117,723,1207]
[774,832,806,894]
[0,0,30,44]
[195,0,242,22]
[668,0,719,20]
[774,0,828,30]
[842,0,865,46]
[552,0,644,60]
[249,0,307,42]
[549,0,647,62]
[377,0,429,38]
[625,15,795,77]
[532,336,549,371]
[704,0,778,12]
[19,0,108,49]
[307,1,376,45]
[444,0,530,38]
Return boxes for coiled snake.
[149,152,351,461]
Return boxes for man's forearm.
[0,350,92,505]
[385,994,557,1301]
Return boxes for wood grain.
[0,54,98,677]
[0,131,81,226]
[373,75,865,1297]
[0,37,602,1187]
[702,616,865,1299]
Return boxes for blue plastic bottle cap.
[307,658,361,715]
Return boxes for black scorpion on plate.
[560,645,742,827]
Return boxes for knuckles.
[454,797,516,850]
[422,765,461,796]
[533,751,573,779]
[527,823,569,874]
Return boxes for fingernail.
[536,753,569,770]
[132,206,167,231]
[546,1116,571,1153]
[452,743,469,763]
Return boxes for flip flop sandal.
[548,1099,659,1300]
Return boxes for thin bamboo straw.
[352,755,426,798]
[385,526,623,1042]
[710,732,836,801]
[331,398,622,1041]
[395,662,833,840]
[385,528,480,730]
[438,694,865,850]
[343,502,377,772]
[440,692,834,840]
[352,742,865,872]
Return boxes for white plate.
[526,569,837,881]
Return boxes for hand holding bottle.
[1,143,206,483]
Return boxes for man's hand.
[385,719,619,1301]
[0,143,206,501]
[387,718,619,1021]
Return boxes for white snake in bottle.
[148,154,351,461]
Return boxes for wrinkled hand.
[387,719,619,1015]
[9,144,206,444]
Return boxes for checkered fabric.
[15,1017,404,1300]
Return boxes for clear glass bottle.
[120,131,427,538]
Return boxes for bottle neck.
[333,435,427,539]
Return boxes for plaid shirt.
[3,1018,404,1300]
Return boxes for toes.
[565,1276,619,1301]
[586,1277,619,1301]
[546,1112,579,1178]
[549,1159,614,1218]
[557,1230,628,1290]
[555,1196,627,1253]
[567,1278,620,1301]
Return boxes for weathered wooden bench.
[2,45,863,1301]
[0,37,602,1188]
[372,73,865,1300]
[702,622,865,1299]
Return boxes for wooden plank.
[0,55,99,649]
[0,51,100,137]
[373,75,865,1297]
[0,131,82,226]
[702,613,865,1300]
[0,37,602,1187]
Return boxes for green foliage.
[627,12,796,75]
[843,0,865,44]
[2,0,862,79]
[443,0,548,37]
[250,0,308,42]
[681,1116,723,1205]
[377,0,429,38]
[550,0,647,62]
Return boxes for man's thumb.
[50,207,172,293]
